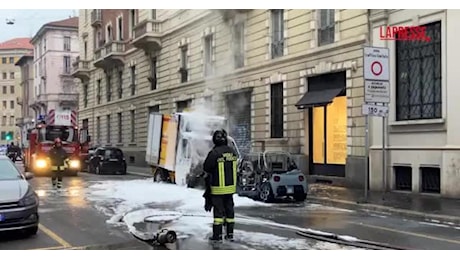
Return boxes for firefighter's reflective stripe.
[233,160,237,184]
[225,218,235,223]
[214,218,224,224]
[51,165,67,171]
[218,161,225,188]
[211,157,237,195]
[211,185,236,195]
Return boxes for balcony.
[72,56,90,82]
[132,20,162,52]
[91,10,102,27]
[218,9,251,21]
[36,93,79,107]
[94,41,126,69]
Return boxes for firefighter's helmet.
[212,129,228,146]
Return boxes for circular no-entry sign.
[371,61,383,76]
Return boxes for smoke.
[173,11,252,186]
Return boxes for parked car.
[88,147,127,175]
[237,151,308,203]
[0,156,39,237]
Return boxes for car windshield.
[38,126,77,142]
[104,149,123,159]
[0,159,22,180]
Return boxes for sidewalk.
[126,166,460,224]
[308,183,460,224]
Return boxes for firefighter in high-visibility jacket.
[203,129,238,243]
[48,138,69,189]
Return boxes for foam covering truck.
[145,112,240,188]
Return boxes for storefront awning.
[295,88,344,109]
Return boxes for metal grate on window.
[396,21,442,121]
[420,167,440,193]
[394,166,412,191]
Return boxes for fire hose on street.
[124,212,411,250]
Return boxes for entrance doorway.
[300,71,347,177]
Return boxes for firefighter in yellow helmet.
[203,129,238,244]
[48,137,69,189]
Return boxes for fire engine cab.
[23,109,91,176]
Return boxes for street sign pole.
[364,114,369,201]
[363,46,390,203]
[382,114,386,193]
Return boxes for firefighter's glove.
[204,197,213,212]
[203,188,212,212]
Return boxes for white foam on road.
[87,179,361,249]
[88,178,268,212]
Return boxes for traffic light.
[5,132,13,141]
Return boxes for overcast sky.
[0,9,78,42]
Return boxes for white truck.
[145,111,240,187]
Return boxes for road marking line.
[350,222,460,245]
[38,224,72,248]
[30,245,66,250]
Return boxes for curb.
[127,171,153,178]
[309,195,460,225]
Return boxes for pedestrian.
[48,138,69,189]
[7,142,17,162]
[203,129,238,243]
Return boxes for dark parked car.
[0,156,39,237]
[89,147,127,175]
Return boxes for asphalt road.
[238,203,460,250]
[0,167,150,250]
[0,161,459,250]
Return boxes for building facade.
[0,38,33,146]
[369,9,460,198]
[30,17,79,118]
[15,53,35,146]
[75,9,369,187]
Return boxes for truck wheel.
[259,183,274,203]
[154,172,162,182]
[294,194,307,202]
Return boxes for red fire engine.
[23,109,91,176]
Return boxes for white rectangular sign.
[364,47,390,81]
[362,104,389,117]
[54,111,72,126]
[365,80,390,103]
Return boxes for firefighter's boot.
[225,222,234,241]
[209,224,223,243]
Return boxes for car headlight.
[18,188,38,207]
[69,160,80,169]
[35,159,47,168]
